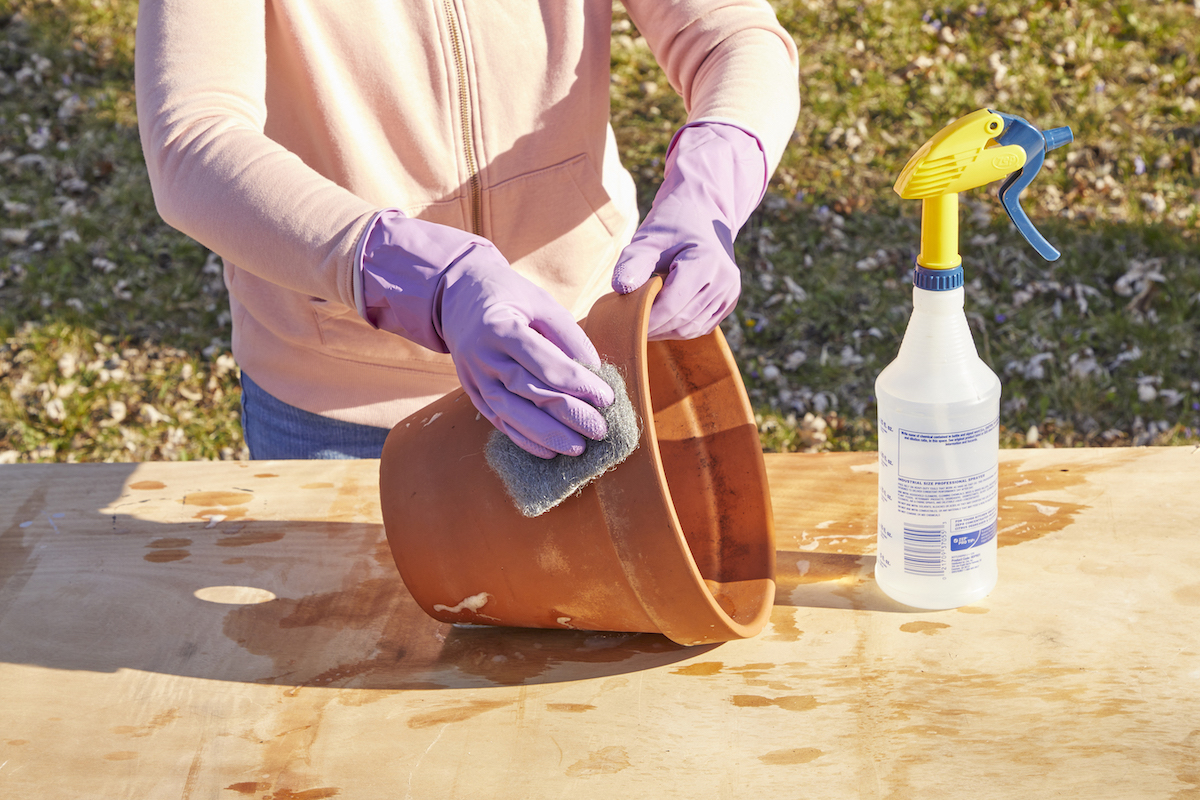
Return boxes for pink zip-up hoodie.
[135,0,799,428]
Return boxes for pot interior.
[645,336,775,626]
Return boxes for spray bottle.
[875,109,1073,609]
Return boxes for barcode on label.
[903,524,944,576]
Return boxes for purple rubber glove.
[360,210,614,459]
[611,122,768,340]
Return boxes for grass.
[2,0,1198,462]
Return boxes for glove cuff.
[666,120,769,223]
[359,209,491,354]
[353,208,395,320]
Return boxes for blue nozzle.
[992,113,1073,262]
[1043,126,1074,152]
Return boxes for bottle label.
[878,416,999,581]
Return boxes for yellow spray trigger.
[894,109,1027,199]
[894,109,1028,271]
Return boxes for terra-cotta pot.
[379,276,775,646]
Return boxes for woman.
[135,0,800,459]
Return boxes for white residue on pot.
[557,616,574,628]
[423,412,443,427]
[433,591,492,614]
[537,543,568,573]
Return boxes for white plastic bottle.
[874,271,1000,610]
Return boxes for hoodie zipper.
[441,0,482,235]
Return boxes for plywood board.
[0,448,1197,798]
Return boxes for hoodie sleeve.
[622,0,801,173]
[134,0,375,308]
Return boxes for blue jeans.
[240,372,392,459]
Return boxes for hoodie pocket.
[484,153,630,313]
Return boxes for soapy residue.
[434,592,492,614]
[423,412,443,427]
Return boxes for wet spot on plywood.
[731,694,817,711]
[276,578,396,630]
[407,699,511,729]
[546,703,596,713]
[776,453,1133,556]
[266,789,340,800]
[957,606,989,614]
[672,661,723,676]
[183,491,253,507]
[996,456,1134,548]
[147,537,192,549]
[144,549,189,563]
[768,607,802,641]
[128,481,165,491]
[111,708,180,737]
[900,621,951,634]
[225,783,269,795]
[254,474,279,479]
[565,745,631,777]
[759,747,823,766]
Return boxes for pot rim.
[582,277,776,645]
